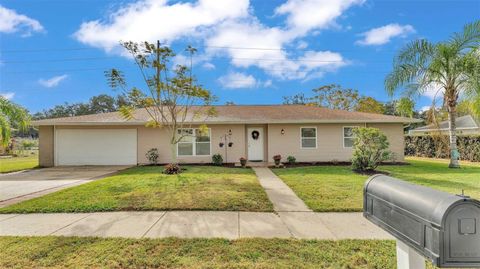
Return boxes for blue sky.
[1,0,479,113]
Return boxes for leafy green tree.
[0,96,30,147]
[33,94,133,120]
[351,127,392,172]
[283,84,361,110]
[355,97,385,114]
[385,21,480,168]
[89,94,117,113]
[106,41,216,166]
[283,93,309,105]
[311,84,360,111]
[394,97,415,118]
[456,99,478,117]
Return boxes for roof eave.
[32,118,421,126]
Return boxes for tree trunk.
[447,106,460,168]
[170,142,177,165]
[170,129,178,165]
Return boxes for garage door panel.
[56,129,137,165]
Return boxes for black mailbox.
[364,174,480,268]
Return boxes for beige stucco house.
[33,105,418,167]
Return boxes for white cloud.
[296,41,308,49]
[420,81,445,101]
[74,0,357,81]
[206,20,299,78]
[0,92,15,100]
[0,5,44,36]
[218,72,257,89]
[74,0,249,52]
[275,0,365,35]
[297,50,347,71]
[206,21,347,80]
[38,75,68,88]
[202,62,216,70]
[263,79,273,87]
[356,23,415,46]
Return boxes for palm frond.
[450,20,480,51]
[0,96,30,134]
[385,39,437,96]
[385,64,425,96]
[395,39,435,66]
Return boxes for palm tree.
[0,96,30,148]
[385,21,480,168]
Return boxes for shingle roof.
[32,105,420,126]
[410,115,479,132]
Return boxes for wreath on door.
[251,131,260,140]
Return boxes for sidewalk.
[0,211,392,240]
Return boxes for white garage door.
[55,129,137,165]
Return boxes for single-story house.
[409,115,480,135]
[32,105,418,166]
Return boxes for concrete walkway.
[0,211,392,239]
[253,167,312,212]
[0,166,131,208]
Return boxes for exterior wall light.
[281,129,285,135]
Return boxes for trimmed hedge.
[405,135,480,162]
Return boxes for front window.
[177,128,211,156]
[343,127,357,148]
[301,127,317,148]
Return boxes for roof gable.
[412,115,479,132]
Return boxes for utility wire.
[2,55,391,64]
[1,44,398,54]
[2,56,118,64]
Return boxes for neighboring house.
[409,115,480,135]
[32,105,418,166]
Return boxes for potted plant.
[239,157,247,168]
[273,154,282,167]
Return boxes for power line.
[1,44,399,54]
[3,67,131,74]
[0,47,100,53]
[2,55,391,65]
[2,56,118,64]
[3,66,393,75]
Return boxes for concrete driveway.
[0,166,131,207]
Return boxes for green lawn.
[0,236,438,269]
[274,158,480,212]
[0,166,273,213]
[0,155,38,173]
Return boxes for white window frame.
[300,126,317,149]
[343,126,358,148]
[177,128,211,157]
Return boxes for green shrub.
[212,154,223,166]
[351,127,392,172]
[405,135,480,162]
[145,148,159,165]
[21,139,37,150]
[163,163,181,174]
[286,155,296,164]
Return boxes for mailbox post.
[396,240,426,269]
[363,174,480,268]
